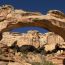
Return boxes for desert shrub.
[43,60,55,65]
[31,61,55,65]
[31,62,41,65]
[41,56,55,65]
[19,45,39,54]
[31,52,55,65]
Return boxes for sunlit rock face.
[0,30,64,50]
[0,5,65,65]
[0,5,65,40]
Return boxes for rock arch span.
[0,5,65,40]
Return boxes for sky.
[0,0,65,33]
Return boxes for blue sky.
[0,0,65,33]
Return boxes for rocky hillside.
[0,5,65,65]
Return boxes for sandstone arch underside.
[0,5,65,40]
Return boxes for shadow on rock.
[63,59,65,65]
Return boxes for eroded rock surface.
[0,5,65,40]
[0,30,64,53]
[0,5,65,65]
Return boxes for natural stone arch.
[0,5,65,40]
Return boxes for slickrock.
[0,5,65,40]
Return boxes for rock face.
[0,30,64,53]
[0,5,65,40]
[0,5,65,65]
